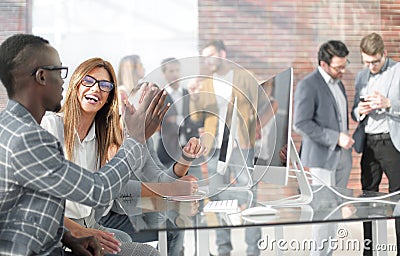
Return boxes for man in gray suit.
[351,32,400,256]
[294,40,353,188]
[294,40,353,256]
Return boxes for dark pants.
[361,134,400,256]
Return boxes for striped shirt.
[0,100,146,255]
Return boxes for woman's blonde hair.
[61,57,122,168]
[117,54,142,93]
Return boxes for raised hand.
[123,83,169,143]
[182,137,206,160]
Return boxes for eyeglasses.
[31,65,68,79]
[81,75,114,92]
[363,55,384,67]
[329,59,350,73]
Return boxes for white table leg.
[196,229,210,256]
[275,226,284,256]
[158,231,168,256]
[372,219,387,256]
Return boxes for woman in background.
[118,55,145,92]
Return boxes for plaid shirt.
[0,100,145,255]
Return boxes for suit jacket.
[157,88,203,165]
[351,59,400,152]
[293,69,349,170]
[189,69,259,155]
[0,101,145,255]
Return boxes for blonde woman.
[41,58,160,256]
[118,55,145,92]
[42,58,204,255]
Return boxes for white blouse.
[41,112,98,219]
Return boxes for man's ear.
[35,69,46,86]
[320,61,328,69]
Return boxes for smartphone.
[360,96,367,102]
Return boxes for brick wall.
[199,0,400,192]
[0,0,31,110]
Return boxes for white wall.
[32,0,199,92]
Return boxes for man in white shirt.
[188,40,261,256]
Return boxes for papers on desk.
[165,190,207,202]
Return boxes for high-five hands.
[123,82,169,143]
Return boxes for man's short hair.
[160,57,180,73]
[202,39,227,54]
[318,40,349,66]
[360,32,385,56]
[0,34,49,97]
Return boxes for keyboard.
[203,199,239,213]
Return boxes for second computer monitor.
[253,67,293,186]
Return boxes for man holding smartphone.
[351,32,400,256]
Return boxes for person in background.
[118,55,145,93]
[0,33,166,255]
[294,40,353,256]
[117,55,145,115]
[157,57,204,179]
[351,32,400,256]
[188,39,261,256]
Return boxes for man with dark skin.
[0,34,167,255]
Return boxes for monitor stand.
[260,137,313,206]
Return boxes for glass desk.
[128,182,400,256]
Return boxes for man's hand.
[123,83,169,143]
[358,100,374,116]
[338,132,354,150]
[366,91,391,110]
[172,175,199,196]
[62,231,104,256]
[182,137,206,160]
[279,144,288,166]
[72,227,121,254]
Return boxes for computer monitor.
[216,97,253,190]
[254,67,313,206]
[252,67,293,186]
